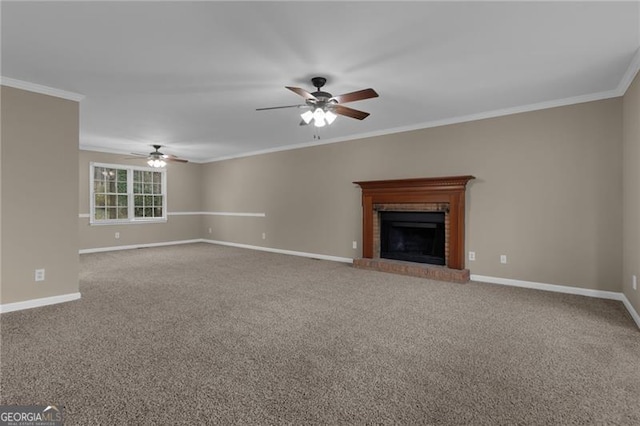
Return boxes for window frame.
[89,162,168,225]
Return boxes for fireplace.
[380,211,445,265]
[353,176,474,283]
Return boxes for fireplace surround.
[353,176,474,282]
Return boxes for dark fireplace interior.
[380,211,445,265]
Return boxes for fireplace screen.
[380,211,445,265]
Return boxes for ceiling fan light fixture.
[325,110,337,125]
[302,108,334,127]
[313,108,326,127]
[300,110,313,124]
[147,158,166,168]
[258,77,378,127]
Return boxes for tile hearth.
[353,258,470,284]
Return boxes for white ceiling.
[2,1,639,162]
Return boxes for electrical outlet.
[262,233,266,240]
[468,251,475,261]
[352,241,357,249]
[500,255,507,264]
[208,227,212,234]
[35,269,45,282]
[115,232,120,239]
[633,275,637,291]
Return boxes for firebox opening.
[380,211,445,265]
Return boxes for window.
[90,162,167,224]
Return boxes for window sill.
[89,218,168,226]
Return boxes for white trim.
[79,145,203,164]
[80,145,141,156]
[73,237,640,329]
[205,89,621,163]
[79,238,351,262]
[165,211,204,216]
[621,294,640,329]
[202,211,267,217]
[0,77,84,102]
[202,43,640,164]
[77,47,640,165]
[203,239,353,264]
[87,218,168,226]
[79,211,265,219]
[471,274,640,330]
[617,47,640,96]
[470,274,622,300]
[0,292,81,314]
[79,239,202,254]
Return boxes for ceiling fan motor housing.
[307,92,334,111]
[311,76,327,89]
[150,144,165,157]
[310,77,333,103]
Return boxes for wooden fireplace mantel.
[354,175,475,270]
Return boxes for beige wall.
[1,86,79,304]
[0,84,629,304]
[202,98,623,292]
[623,72,640,315]
[78,150,203,250]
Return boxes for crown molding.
[204,88,621,163]
[79,145,135,156]
[205,46,640,164]
[79,144,205,163]
[616,47,640,96]
[6,44,638,165]
[0,76,84,102]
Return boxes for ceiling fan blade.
[299,119,309,126]
[332,104,370,120]
[256,104,305,111]
[167,157,188,163]
[331,88,378,104]
[286,86,317,100]
[130,152,187,163]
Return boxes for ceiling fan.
[256,77,379,127]
[130,145,188,167]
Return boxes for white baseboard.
[203,239,353,264]
[470,274,622,300]
[79,238,353,264]
[76,239,640,329]
[79,239,203,254]
[621,294,640,330]
[0,292,81,314]
[471,274,640,330]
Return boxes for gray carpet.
[1,243,639,425]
